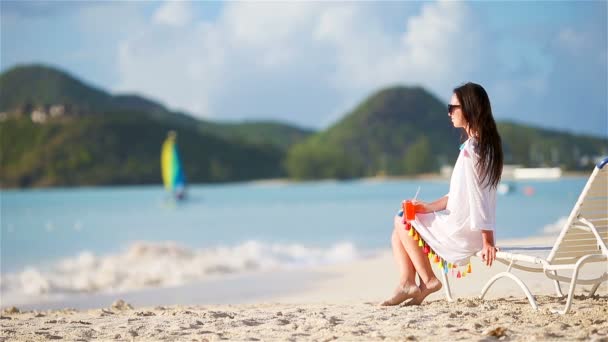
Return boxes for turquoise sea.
[0,177,588,308]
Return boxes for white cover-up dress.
[400,138,496,266]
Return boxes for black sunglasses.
[448,104,461,114]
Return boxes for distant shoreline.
[1,171,592,190]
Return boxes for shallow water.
[1,177,587,306]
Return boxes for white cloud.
[116,2,336,120]
[153,1,194,27]
[116,1,469,125]
[401,2,483,88]
[116,21,220,116]
[110,1,606,135]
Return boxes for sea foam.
[1,240,361,300]
[542,216,568,234]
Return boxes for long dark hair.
[453,82,503,188]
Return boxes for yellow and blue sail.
[161,133,186,193]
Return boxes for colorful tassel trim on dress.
[401,208,472,279]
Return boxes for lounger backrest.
[547,157,608,265]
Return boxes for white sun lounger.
[441,157,608,314]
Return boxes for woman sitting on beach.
[381,82,503,306]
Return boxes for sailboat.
[161,130,186,200]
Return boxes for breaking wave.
[1,240,361,299]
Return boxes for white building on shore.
[440,164,562,180]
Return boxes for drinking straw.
[413,186,421,201]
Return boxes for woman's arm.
[481,230,496,266]
[414,195,448,213]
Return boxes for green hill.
[286,86,607,180]
[1,64,605,188]
[285,86,460,179]
[0,64,313,188]
[0,64,313,151]
[0,112,284,187]
[198,120,315,151]
[0,64,113,113]
[498,121,607,169]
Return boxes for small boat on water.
[513,167,562,180]
[161,131,187,200]
[497,182,516,195]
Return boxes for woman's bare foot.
[380,282,421,306]
[405,277,442,306]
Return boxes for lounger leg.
[552,271,564,297]
[589,281,602,297]
[552,272,579,314]
[550,255,600,315]
[589,273,608,297]
[442,270,454,302]
[480,272,538,310]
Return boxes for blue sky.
[1,1,606,137]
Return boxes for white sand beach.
[2,236,607,341]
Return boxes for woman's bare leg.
[394,219,442,305]
[392,223,416,285]
[380,217,420,306]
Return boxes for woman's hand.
[481,243,497,266]
[410,196,448,214]
[481,230,496,266]
[412,200,431,213]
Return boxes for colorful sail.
[161,131,186,194]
